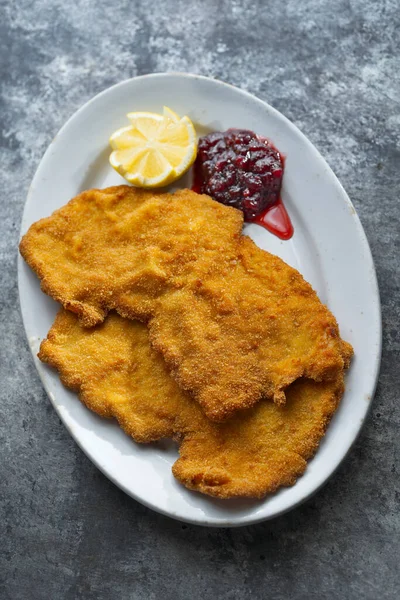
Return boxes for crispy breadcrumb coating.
[21,186,350,420]
[39,310,352,499]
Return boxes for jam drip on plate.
[193,128,293,240]
[251,198,294,240]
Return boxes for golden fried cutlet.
[39,310,352,499]
[39,310,184,443]
[149,236,352,420]
[20,186,243,326]
[21,185,350,421]
[174,375,347,497]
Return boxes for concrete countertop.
[1,1,399,598]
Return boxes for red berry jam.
[193,129,284,220]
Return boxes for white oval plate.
[18,73,381,527]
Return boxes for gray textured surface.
[1,0,399,598]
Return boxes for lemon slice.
[109,107,197,188]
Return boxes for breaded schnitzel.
[19,187,243,326]
[21,186,350,421]
[39,310,352,499]
[149,236,351,420]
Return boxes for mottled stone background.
[1,0,399,598]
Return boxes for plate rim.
[18,72,382,527]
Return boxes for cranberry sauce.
[192,128,293,239]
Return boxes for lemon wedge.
[109,107,197,188]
